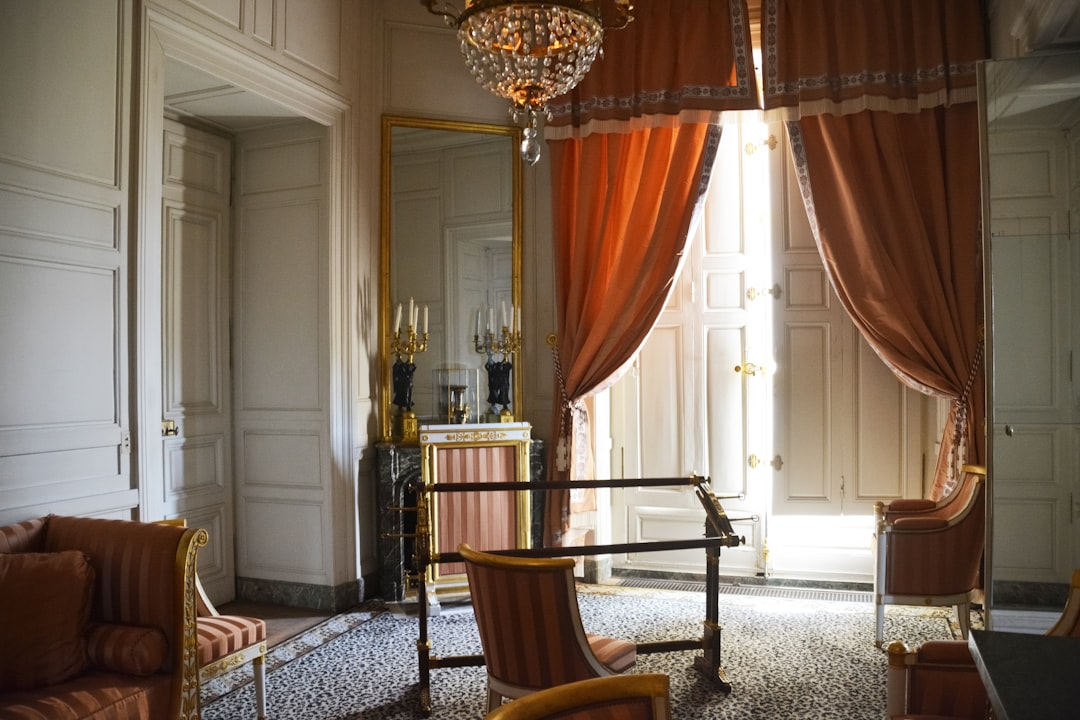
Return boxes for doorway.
[136,12,348,607]
[604,114,931,584]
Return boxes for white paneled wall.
[0,0,134,523]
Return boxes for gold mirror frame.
[380,115,524,442]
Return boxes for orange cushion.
[197,615,267,665]
[0,550,95,691]
[586,633,636,674]
[86,622,168,676]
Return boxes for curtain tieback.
[550,335,573,472]
[950,329,985,476]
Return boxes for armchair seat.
[484,674,672,720]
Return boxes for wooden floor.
[217,601,334,648]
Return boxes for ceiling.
[163,59,303,132]
[985,50,1080,130]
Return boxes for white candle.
[408,298,414,329]
[510,306,517,334]
[423,305,428,334]
[502,301,507,329]
[394,303,402,333]
[489,307,494,334]
[476,309,482,337]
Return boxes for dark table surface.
[968,629,1080,720]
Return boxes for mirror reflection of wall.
[984,50,1080,610]
[390,125,514,426]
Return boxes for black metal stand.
[408,476,745,714]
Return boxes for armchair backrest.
[888,640,989,719]
[460,544,612,691]
[484,674,671,720]
[1048,569,1080,637]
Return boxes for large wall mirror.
[982,50,1080,612]
[380,116,523,442]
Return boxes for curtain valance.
[762,0,985,118]
[546,0,760,140]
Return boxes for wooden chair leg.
[487,688,503,712]
[956,602,971,639]
[875,600,886,647]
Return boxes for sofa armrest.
[41,515,207,720]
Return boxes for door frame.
[133,9,356,553]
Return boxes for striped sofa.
[0,515,207,720]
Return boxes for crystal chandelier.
[424,0,633,164]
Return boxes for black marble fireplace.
[375,439,546,602]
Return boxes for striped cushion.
[0,517,47,553]
[197,615,266,666]
[86,623,168,676]
[586,634,636,674]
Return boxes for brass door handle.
[734,362,763,376]
[161,419,179,437]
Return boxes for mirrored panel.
[380,116,523,442]
[982,51,1080,610]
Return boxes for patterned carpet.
[201,584,974,720]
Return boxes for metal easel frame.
[406,475,746,714]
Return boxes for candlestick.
[394,303,401,334]
[423,305,428,334]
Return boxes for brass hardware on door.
[161,419,179,437]
[746,284,782,302]
[744,134,778,155]
[748,454,761,469]
[734,362,763,376]
[770,455,784,471]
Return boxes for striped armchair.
[0,515,206,719]
[874,465,987,647]
[459,544,638,712]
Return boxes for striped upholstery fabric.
[197,615,267,667]
[585,634,636,674]
[44,516,187,673]
[905,641,989,719]
[882,473,984,596]
[0,517,47,553]
[0,515,200,720]
[461,545,636,709]
[0,671,173,720]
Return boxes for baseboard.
[992,579,1069,609]
[236,576,364,613]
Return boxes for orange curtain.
[543,0,759,545]
[763,0,987,498]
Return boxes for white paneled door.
[161,119,236,604]
[989,128,1077,587]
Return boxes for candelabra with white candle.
[474,303,522,421]
[390,297,429,443]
